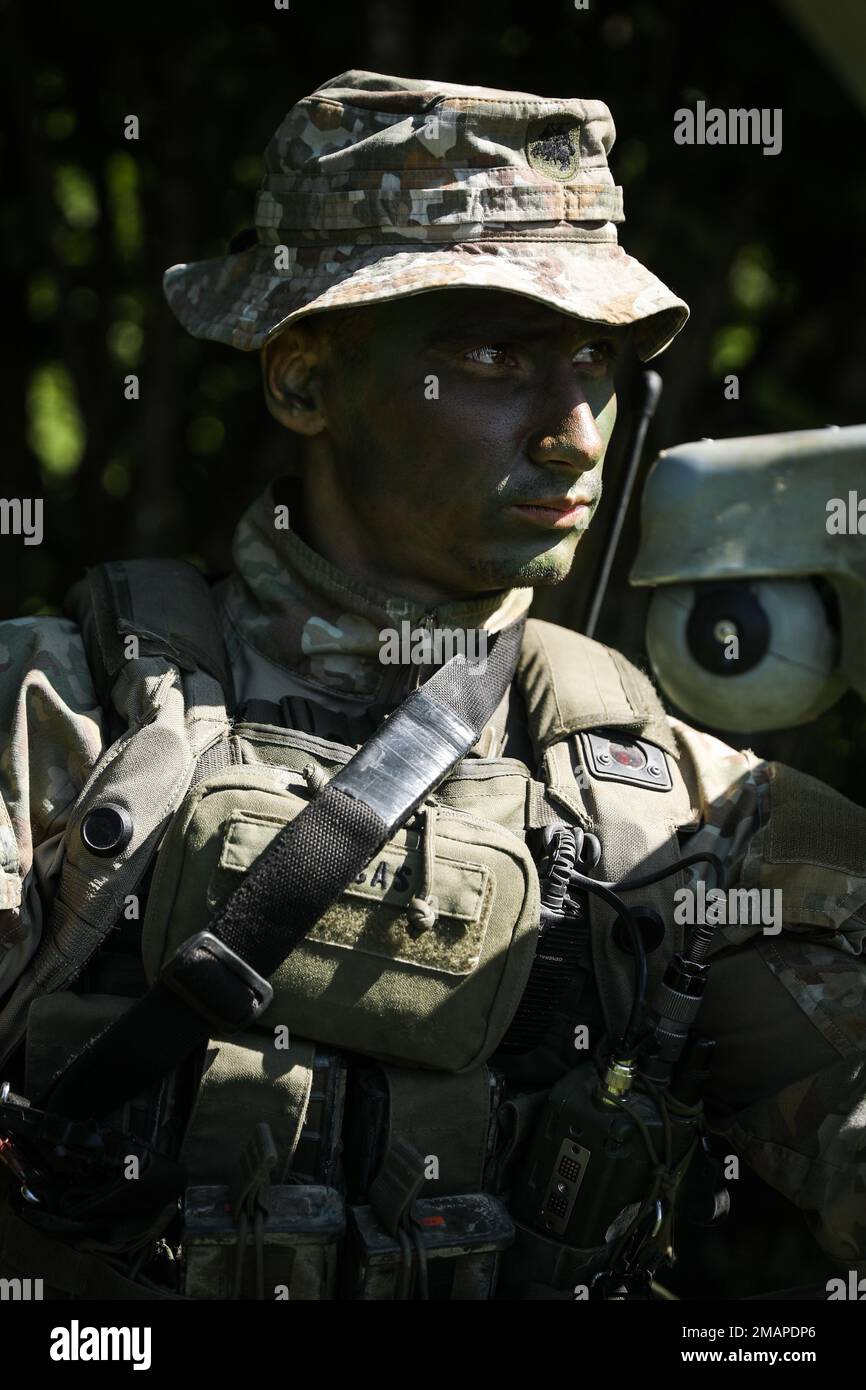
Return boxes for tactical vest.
[0,560,700,1300]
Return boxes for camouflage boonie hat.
[164,69,689,362]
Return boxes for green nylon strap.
[180,1033,316,1186]
[381,1064,491,1197]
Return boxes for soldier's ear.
[262,329,326,436]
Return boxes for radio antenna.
[584,369,663,639]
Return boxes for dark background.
[4,0,866,790]
[3,0,865,1297]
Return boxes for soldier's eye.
[573,341,616,367]
[464,345,518,367]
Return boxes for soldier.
[1,70,865,1300]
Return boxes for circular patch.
[525,115,582,182]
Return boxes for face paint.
[301,289,625,600]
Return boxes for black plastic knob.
[80,803,134,857]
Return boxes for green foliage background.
[3,0,866,1297]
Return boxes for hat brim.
[164,239,688,362]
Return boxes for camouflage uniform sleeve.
[0,618,104,997]
[671,716,866,952]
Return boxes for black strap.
[43,618,526,1123]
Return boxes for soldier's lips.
[509,499,590,529]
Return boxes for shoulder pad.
[64,559,232,710]
[518,617,677,757]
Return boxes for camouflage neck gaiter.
[216,478,534,714]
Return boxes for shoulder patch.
[578,730,672,791]
[525,115,582,181]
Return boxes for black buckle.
[160,931,274,1033]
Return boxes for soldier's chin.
[508,530,583,587]
[511,553,577,587]
[465,542,578,590]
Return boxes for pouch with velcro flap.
[142,759,540,1073]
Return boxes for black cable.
[604,851,726,895]
[569,851,728,1288]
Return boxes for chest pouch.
[141,731,540,1074]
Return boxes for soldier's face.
[308,289,623,595]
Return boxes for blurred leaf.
[107,320,144,366]
[187,416,225,454]
[43,108,76,140]
[34,68,64,98]
[113,292,145,323]
[232,154,262,187]
[709,324,759,373]
[602,14,634,46]
[51,225,95,266]
[729,244,777,313]
[53,164,99,229]
[27,272,59,320]
[101,459,132,498]
[26,363,86,479]
[106,153,143,263]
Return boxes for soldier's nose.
[527,398,606,475]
